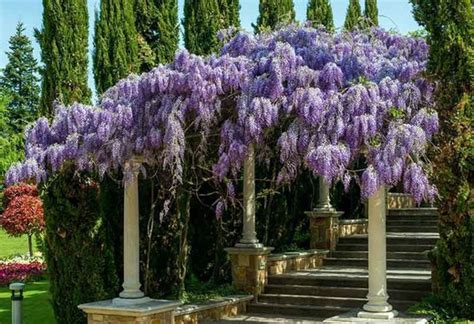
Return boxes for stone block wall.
[174,296,252,324]
[86,311,174,324]
[267,250,326,275]
[225,247,272,296]
[387,193,415,209]
[338,219,368,237]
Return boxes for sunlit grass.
[0,229,37,259]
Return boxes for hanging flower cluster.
[5,26,438,205]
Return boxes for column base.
[112,296,152,306]
[235,242,263,248]
[357,310,398,320]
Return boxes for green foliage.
[42,169,119,324]
[94,0,139,95]
[173,273,242,304]
[306,0,334,31]
[344,0,362,30]
[134,0,179,69]
[410,0,474,318]
[0,22,39,130]
[220,0,241,28]
[254,0,295,33]
[183,0,223,55]
[364,0,378,27]
[409,295,472,323]
[0,91,23,184]
[35,0,91,115]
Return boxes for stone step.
[264,284,429,301]
[386,219,438,226]
[258,294,415,311]
[388,208,438,217]
[338,234,438,246]
[385,226,438,233]
[335,243,434,252]
[323,257,431,269]
[330,251,429,260]
[247,302,351,319]
[268,269,432,291]
[203,314,324,323]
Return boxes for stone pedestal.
[358,186,398,320]
[305,209,343,251]
[225,247,273,296]
[78,299,181,324]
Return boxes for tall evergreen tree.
[134,0,179,70]
[344,0,362,30]
[254,0,295,33]
[0,22,39,130]
[364,0,378,27]
[183,0,222,55]
[411,0,474,318]
[94,0,139,95]
[35,0,91,116]
[306,0,334,31]
[220,0,241,28]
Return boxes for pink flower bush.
[0,258,45,286]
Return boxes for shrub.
[42,169,119,324]
[0,257,45,286]
[0,183,44,257]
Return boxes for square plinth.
[324,310,430,324]
[78,298,181,324]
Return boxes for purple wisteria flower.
[5,25,437,205]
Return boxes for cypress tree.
[254,0,296,33]
[411,0,474,318]
[94,0,139,95]
[0,22,40,131]
[306,0,334,31]
[34,0,91,116]
[364,0,378,27]
[344,0,362,30]
[183,0,222,55]
[134,0,179,69]
[220,0,241,28]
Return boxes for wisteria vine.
[6,25,438,210]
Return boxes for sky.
[0,0,420,99]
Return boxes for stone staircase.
[245,208,439,321]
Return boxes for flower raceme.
[5,26,438,207]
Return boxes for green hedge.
[42,169,119,324]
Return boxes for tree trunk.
[28,234,33,257]
[177,188,191,300]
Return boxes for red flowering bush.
[0,259,45,286]
[0,183,44,237]
[2,184,38,206]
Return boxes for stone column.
[236,144,262,248]
[118,159,144,300]
[316,177,334,210]
[358,186,398,319]
[78,159,182,321]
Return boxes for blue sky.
[0,0,420,98]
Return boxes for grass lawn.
[0,229,37,259]
[0,280,55,324]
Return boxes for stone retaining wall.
[387,193,415,209]
[174,295,252,324]
[266,250,328,275]
[338,219,368,237]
